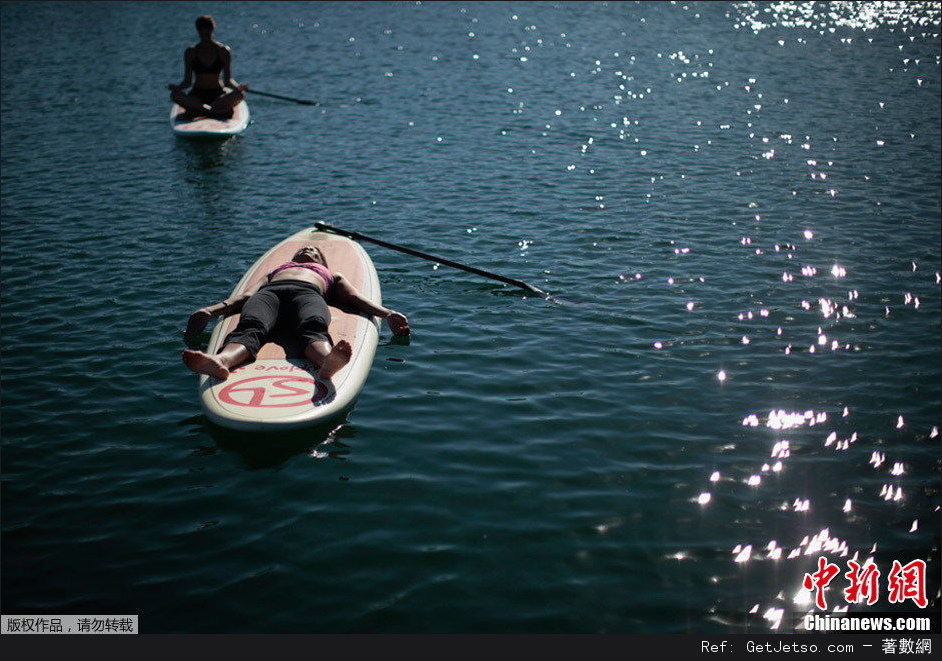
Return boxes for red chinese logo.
[844,560,881,606]
[888,559,928,608]
[803,557,841,609]
[803,557,928,610]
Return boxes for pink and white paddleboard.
[197,227,381,431]
[170,99,250,139]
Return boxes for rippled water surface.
[2,1,939,634]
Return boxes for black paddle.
[314,221,569,304]
[246,89,319,106]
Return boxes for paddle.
[314,221,569,304]
[246,89,319,106]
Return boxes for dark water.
[1,1,939,634]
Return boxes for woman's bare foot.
[181,350,231,380]
[317,340,352,379]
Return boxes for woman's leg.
[293,288,352,379]
[182,288,280,379]
[170,88,211,114]
[209,88,245,115]
[303,339,352,380]
[182,343,252,380]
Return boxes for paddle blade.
[543,293,582,306]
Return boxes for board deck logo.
[217,375,329,407]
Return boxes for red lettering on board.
[249,364,312,373]
[218,375,329,408]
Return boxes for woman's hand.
[385,311,410,336]
[184,308,212,336]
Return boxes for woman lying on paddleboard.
[182,244,410,381]
[168,15,249,119]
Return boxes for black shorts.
[224,280,331,356]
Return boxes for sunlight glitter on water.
[3,0,936,635]
[724,396,938,629]
[730,1,942,34]
[741,409,829,430]
[532,0,938,634]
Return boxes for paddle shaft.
[314,222,548,296]
[246,89,318,105]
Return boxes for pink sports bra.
[267,262,334,293]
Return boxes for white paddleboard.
[197,227,381,431]
[170,99,250,139]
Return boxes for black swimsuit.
[189,46,225,102]
[191,46,224,74]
